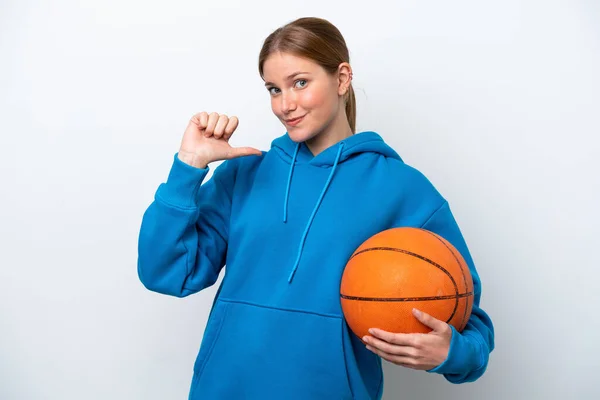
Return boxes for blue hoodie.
[137,131,495,400]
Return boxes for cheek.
[270,98,281,115]
[302,87,334,114]
[302,89,323,108]
[305,90,338,123]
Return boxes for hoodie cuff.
[426,325,482,376]
[155,153,210,208]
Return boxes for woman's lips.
[286,115,305,126]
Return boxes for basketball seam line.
[340,292,474,302]
[421,229,471,331]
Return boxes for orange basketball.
[340,227,474,339]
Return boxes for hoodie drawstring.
[283,142,301,223]
[287,142,345,283]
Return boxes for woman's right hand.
[178,112,262,169]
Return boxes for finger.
[213,114,229,139]
[223,116,239,141]
[368,328,417,347]
[412,308,448,332]
[365,345,419,369]
[190,112,208,128]
[198,112,208,129]
[362,335,416,357]
[205,112,219,137]
[226,147,263,159]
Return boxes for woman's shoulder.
[210,151,267,185]
[384,155,434,183]
[379,156,445,203]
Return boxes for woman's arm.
[137,155,236,297]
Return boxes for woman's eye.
[267,81,305,95]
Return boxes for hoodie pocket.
[190,298,354,400]
[189,300,231,398]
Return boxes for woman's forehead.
[262,52,323,81]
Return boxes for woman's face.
[262,52,342,143]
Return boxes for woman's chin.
[286,129,305,142]
[286,127,317,143]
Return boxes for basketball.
[340,227,474,339]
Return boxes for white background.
[1,0,599,399]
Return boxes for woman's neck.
[305,112,353,156]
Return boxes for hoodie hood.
[270,131,402,283]
[271,130,401,167]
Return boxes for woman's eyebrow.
[264,71,310,86]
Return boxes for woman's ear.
[337,62,353,96]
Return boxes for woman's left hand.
[362,308,452,370]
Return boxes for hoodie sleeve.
[420,201,495,383]
[137,154,235,297]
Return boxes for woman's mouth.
[285,115,305,126]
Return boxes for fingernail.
[413,308,421,316]
[368,328,375,334]
[362,336,369,342]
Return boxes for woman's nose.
[281,92,297,113]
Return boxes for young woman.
[138,17,495,400]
